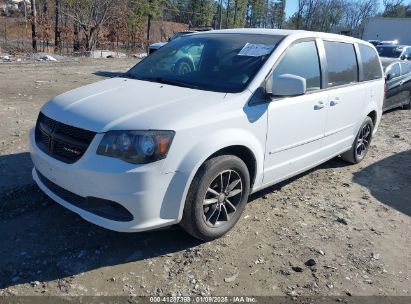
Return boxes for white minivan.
[29,29,384,240]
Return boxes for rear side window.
[358,44,382,81]
[324,41,358,87]
[400,63,411,75]
[272,40,321,91]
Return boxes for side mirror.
[386,73,392,81]
[268,74,307,97]
[400,55,406,60]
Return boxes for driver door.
[263,40,328,186]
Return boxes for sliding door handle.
[314,101,325,110]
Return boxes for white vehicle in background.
[379,40,398,45]
[29,29,384,241]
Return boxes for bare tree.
[383,0,408,17]
[343,0,379,29]
[295,0,307,29]
[55,0,61,52]
[30,0,37,52]
[63,0,119,51]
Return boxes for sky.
[284,0,393,18]
[284,0,298,17]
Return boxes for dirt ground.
[0,58,410,298]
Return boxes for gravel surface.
[0,59,410,297]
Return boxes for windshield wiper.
[121,73,139,79]
[137,76,200,90]
[156,77,201,89]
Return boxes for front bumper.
[29,128,188,232]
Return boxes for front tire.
[341,116,374,164]
[180,155,250,241]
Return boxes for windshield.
[376,46,403,58]
[126,33,284,93]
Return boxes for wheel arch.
[206,145,257,188]
[359,103,381,136]
[164,130,265,223]
[367,110,377,126]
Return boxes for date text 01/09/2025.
[149,296,257,303]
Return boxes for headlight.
[96,130,175,164]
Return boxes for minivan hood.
[41,77,226,132]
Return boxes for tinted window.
[358,44,382,81]
[386,63,400,79]
[272,41,321,91]
[400,63,411,75]
[324,41,358,87]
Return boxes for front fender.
[161,128,265,222]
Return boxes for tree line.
[288,0,411,32]
[3,0,411,53]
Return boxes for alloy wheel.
[356,123,372,158]
[202,170,243,228]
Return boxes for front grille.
[36,170,133,222]
[35,112,96,164]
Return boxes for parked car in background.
[376,45,411,61]
[153,42,203,75]
[148,31,196,55]
[382,58,411,111]
[148,28,213,55]
[368,40,380,46]
[29,29,384,241]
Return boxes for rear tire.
[341,116,374,164]
[180,155,250,241]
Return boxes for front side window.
[324,41,358,87]
[126,33,284,93]
[386,63,400,79]
[358,44,382,81]
[400,63,411,75]
[272,40,321,91]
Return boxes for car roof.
[381,58,411,68]
[377,44,408,49]
[381,58,402,68]
[189,28,371,46]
